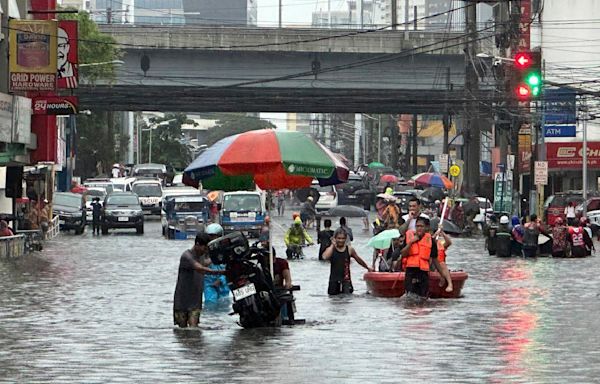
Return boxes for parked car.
[132,178,163,215]
[336,173,370,206]
[577,197,600,234]
[543,192,585,226]
[101,192,144,235]
[311,180,338,211]
[53,192,86,234]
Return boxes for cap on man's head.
[307,196,314,201]
[500,216,509,224]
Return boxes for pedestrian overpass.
[77,25,478,114]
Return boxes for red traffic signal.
[516,84,531,99]
[514,52,532,69]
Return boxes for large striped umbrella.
[184,130,350,191]
[411,172,453,189]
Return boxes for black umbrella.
[323,205,367,218]
[441,220,462,235]
[295,187,320,204]
[421,187,445,202]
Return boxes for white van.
[132,179,163,215]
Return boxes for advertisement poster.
[9,20,57,91]
[32,96,78,115]
[57,20,78,89]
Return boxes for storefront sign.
[545,88,577,125]
[57,20,78,89]
[0,93,13,143]
[544,125,576,138]
[8,20,57,92]
[494,172,513,213]
[518,134,532,172]
[32,96,78,115]
[547,142,600,169]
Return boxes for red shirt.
[0,228,14,237]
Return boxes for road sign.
[449,165,461,177]
[493,172,513,213]
[545,88,577,124]
[544,125,576,138]
[439,154,449,173]
[534,161,548,185]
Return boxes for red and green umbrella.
[411,172,453,189]
[184,130,349,191]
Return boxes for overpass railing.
[0,235,26,259]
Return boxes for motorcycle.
[286,243,309,260]
[208,231,303,328]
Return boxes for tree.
[58,10,122,178]
[141,113,193,170]
[58,10,121,83]
[202,113,275,146]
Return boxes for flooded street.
[2,216,600,383]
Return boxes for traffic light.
[512,51,542,100]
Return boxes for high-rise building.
[90,0,134,24]
[58,0,91,11]
[182,0,257,26]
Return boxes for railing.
[0,235,26,258]
[16,230,44,253]
[47,215,60,240]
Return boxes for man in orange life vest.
[398,216,453,297]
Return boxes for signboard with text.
[493,172,513,213]
[12,96,32,145]
[9,20,57,92]
[0,93,13,143]
[32,96,78,115]
[546,142,600,169]
[534,161,548,185]
[544,88,577,125]
[544,125,576,138]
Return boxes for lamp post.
[141,119,175,163]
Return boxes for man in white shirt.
[400,197,422,233]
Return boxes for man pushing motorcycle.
[284,217,314,259]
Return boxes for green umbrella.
[367,229,401,250]
[368,161,385,168]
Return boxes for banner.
[32,96,78,115]
[0,93,13,143]
[12,96,32,145]
[547,142,600,169]
[57,20,78,89]
[9,20,57,91]
[518,134,531,173]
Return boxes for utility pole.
[464,1,480,194]
[391,0,398,30]
[389,115,398,170]
[278,0,282,28]
[411,114,418,175]
[443,67,451,153]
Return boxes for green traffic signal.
[526,72,542,97]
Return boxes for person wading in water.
[322,228,373,295]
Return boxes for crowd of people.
[485,214,595,258]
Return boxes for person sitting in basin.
[397,216,453,297]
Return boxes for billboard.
[57,20,78,89]
[544,88,577,125]
[9,20,58,92]
[547,142,600,169]
[12,96,32,145]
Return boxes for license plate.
[232,283,256,301]
[118,217,129,222]
[58,219,65,225]
[143,210,151,214]
[348,194,356,198]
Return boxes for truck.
[220,191,266,238]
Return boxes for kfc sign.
[547,142,600,169]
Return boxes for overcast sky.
[257,0,350,27]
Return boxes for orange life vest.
[404,230,433,271]
[437,239,447,263]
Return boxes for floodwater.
[1,217,599,383]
